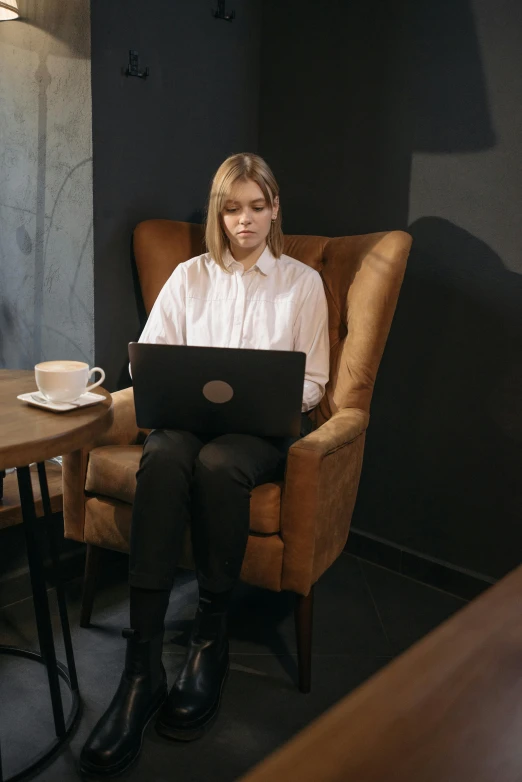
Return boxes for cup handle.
[86,367,106,393]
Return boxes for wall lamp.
[0,1,20,21]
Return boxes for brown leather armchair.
[62,220,411,693]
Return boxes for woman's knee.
[196,440,236,474]
[195,436,257,485]
[141,429,200,473]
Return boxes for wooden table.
[239,564,522,782]
[0,370,113,782]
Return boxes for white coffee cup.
[35,360,106,403]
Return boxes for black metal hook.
[124,50,149,79]
[213,1,235,21]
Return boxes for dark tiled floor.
[0,554,466,782]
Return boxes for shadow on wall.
[258,0,519,579]
[16,0,90,58]
[405,0,495,154]
[354,218,522,579]
[259,0,495,235]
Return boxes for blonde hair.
[205,153,283,271]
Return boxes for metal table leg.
[0,463,81,782]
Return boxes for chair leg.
[294,585,314,694]
[80,544,104,628]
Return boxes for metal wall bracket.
[213,1,235,21]
[125,50,149,79]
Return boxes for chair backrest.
[133,220,411,423]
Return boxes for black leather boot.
[80,629,167,777]
[156,608,229,741]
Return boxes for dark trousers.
[129,415,313,594]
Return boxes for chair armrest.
[87,386,143,448]
[280,407,369,594]
[62,386,144,542]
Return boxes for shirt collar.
[223,245,277,275]
[255,246,277,275]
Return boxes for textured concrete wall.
[0,0,93,368]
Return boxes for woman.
[80,153,330,777]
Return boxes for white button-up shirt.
[138,246,330,411]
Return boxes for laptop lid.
[128,343,306,437]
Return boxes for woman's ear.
[272,195,280,220]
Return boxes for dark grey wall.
[91,0,262,390]
[88,0,521,578]
[259,0,522,579]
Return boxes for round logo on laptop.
[202,380,234,404]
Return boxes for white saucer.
[17,391,106,413]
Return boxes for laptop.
[128,343,306,437]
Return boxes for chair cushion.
[85,445,282,535]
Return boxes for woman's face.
[221,178,279,258]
